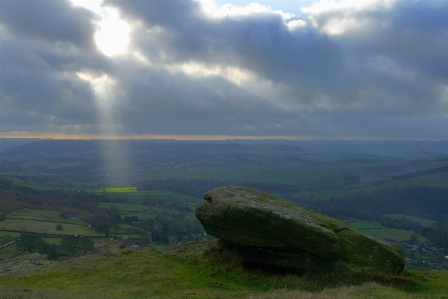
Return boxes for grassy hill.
[0,240,447,299]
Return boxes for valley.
[0,139,447,270]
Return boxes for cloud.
[105,0,447,114]
[107,0,341,81]
[0,0,96,47]
[300,0,448,116]
[0,0,113,134]
[1,0,448,139]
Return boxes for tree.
[56,224,63,231]
[111,223,121,238]
[60,236,94,257]
[44,244,59,260]
[109,205,121,223]
[16,233,46,253]
[60,236,79,257]
[91,211,113,236]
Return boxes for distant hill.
[0,138,37,153]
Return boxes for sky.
[1,0,448,140]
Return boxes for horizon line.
[0,133,447,141]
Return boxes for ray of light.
[76,72,132,185]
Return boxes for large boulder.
[195,186,404,274]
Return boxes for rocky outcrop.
[0,253,56,276]
[195,186,404,274]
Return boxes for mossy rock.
[196,186,404,274]
[336,229,404,274]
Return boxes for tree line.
[16,233,94,260]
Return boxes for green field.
[7,208,87,225]
[391,172,448,188]
[0,232,20,243]
[0,219,99,236]
[348,221,428,242]
[99,202,180,221]
[382,214,437,227]
[360,228,428,243]
[348,221,386,230]
[98,190,202,221]
[143,191,201,202]
[0,175,24,184]
[1,208,96,236]
[94,186,138,194]
[99,202,148,212]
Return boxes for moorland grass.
[0,240,446,298]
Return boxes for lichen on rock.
[196,186,404,274]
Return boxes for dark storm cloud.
[106,0,342,83]
[0,0,96,47]
[321,0,448,81]
[300,0,448,117]
[1,0,448,138]
[387,1,448,79]
[0,37,97,126]
[105,0,448,116]
[105,0,199,28]
[110,57,276,135]
[0,0,114,134]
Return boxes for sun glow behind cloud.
[94,8,130,57]
[70,0,130,57]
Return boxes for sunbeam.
[76,72,132,186]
